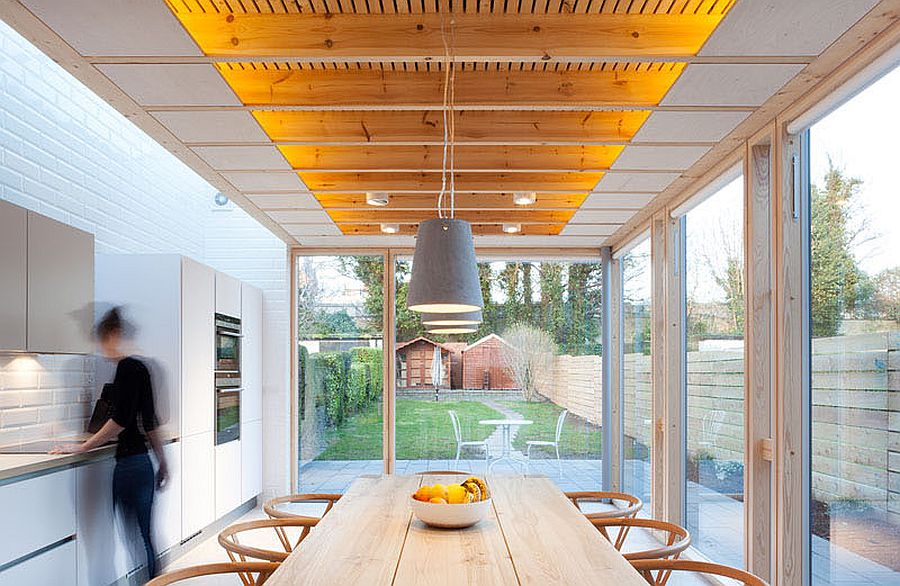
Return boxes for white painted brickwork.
[0,19,289,494]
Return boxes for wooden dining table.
[264,474,648,585]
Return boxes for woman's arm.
[51,419,123,454]
[147,429,169,489]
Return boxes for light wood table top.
[265,474,647,585]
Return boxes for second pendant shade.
[421,310,482,326]
[407,218,484,313]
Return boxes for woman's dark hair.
[95,307,124,341]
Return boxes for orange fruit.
[430,484,448,501]
[447,484,468,504]
[413,486,431,502]
[428,497,448,504]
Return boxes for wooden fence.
[547,331,900,519]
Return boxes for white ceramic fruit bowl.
[409,496,492,529]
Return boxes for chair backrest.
[590,517,690,585]
[629,559,769,586]
[145,562,279,586]
[555,409,568,442]
[565,490,643,520]
[219,517,319,567]
[448,410,462,442]
[263,493,342,520]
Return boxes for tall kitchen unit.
[95,254,262,552]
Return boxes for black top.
[109,357,158,459]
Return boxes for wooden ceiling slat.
[300,171,604,192]
[314,192,588,209]
[278,144,624,171]
[170,0,730,13]
[327,209,576,222]
[337,223,568,235]
[251,110,651,143]
[216,64,684,108]
[172,12,723,60]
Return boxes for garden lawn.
[500,400,602,459]
[316,398,502,460]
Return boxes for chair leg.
[526,444,532,475]
[555,444,561,478]
[455,443,461,465]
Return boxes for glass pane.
[622,239,652,509]
[297,255,384,494]
[395,257,604,491]
[809,66,900,585]
[684,177,745,566]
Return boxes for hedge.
[306,347,384,427]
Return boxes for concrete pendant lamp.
[421,309,483,327]
[407,41,483,315]
[428,325,478,335]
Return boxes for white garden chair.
[526,409,568,477]
[449,410,490,466]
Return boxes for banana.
[464,476,490,501]
[462,481,482,502]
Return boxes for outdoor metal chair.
[448,410,490,466]
[525,409,568,476]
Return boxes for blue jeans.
[113,453,157,578]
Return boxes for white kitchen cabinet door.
[215,439,242,517]
[240,283,263,423]
[0,468,76,567]
[76,457,137,585]
[181,431,215,539]
[153,441,182,554]
[26,212,94,354]
[181,257,214,437]
[0,200,26,351]
[241,419,262,502]
[215,271,241,318]
[0,540,76,586]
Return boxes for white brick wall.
[0,19,291,494]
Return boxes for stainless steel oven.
[215,313,241,444]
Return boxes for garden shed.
[461,334,517,391]
[395,337,452,390]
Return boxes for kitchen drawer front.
[0,539,76,586]
[0,468,76,566]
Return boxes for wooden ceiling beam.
[314,192,587,210]
[216,65,684,109]
[300,172,604,193]
[172,13,724,61]
[278,145,624,172]
[327,209,576,223]
[338,224,568,236]
[253,110,651,144]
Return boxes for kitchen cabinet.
[27,211,93,354]
[154,441,182,553]
[215,271,242,318]
[215,439,242,517]
[182,431,215,539]
[0,468,76,567]
[0,200,27,351]
[241,419,262,501]
[0,540,76,586]
[181,257,214,438]
[241,283,263,423]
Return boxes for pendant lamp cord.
[438,13,457,220]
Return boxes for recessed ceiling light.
[513,191,537,206]
[380,223,400,234]
[502,223,522,234]
[366,192,390,207]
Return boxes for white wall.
[0,21,290,495]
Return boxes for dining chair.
[264,493,342,520]
[590,517,690,584]
[145,562,279,586]
[629,559,769,586]
[448,410,490,465]
[525,409,568,476]
[565,490,643,519]
[219,518,319,585]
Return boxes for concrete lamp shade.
[407,218,484,313]
[421,310,482,326]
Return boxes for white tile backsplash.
[0,352,93,446]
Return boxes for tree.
[874,267,900,322]
[501,323,557,401]
[311,310,359,337]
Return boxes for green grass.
[500,400,601,459]
[316,398,503,460]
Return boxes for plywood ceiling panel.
[581,194,655,210]
[631,111,750,142]
[610,145,711,171]
[221,171,307,191]
[593,172,681,192]
[265,210,333,224]
[192,146,292,170]
[151,111,270,143]
[97,64,240,106]
[660,63,807,106]
[569,209,639,224]
[247,193,323,210]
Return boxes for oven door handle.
[216,330,243,338]
[216,388,243,394]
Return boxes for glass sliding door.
[683,176,746,566]
[394,256,604,490]
[806,65,900,585]
[296,254,384,493]
[621,239,652,508]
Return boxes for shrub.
[309,351,348,426]
[347,363,368,412]
[350,347,383,400]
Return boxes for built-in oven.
[215,313,241,445]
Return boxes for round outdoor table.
[479,419,533,472]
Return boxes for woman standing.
[54,308,168,578]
